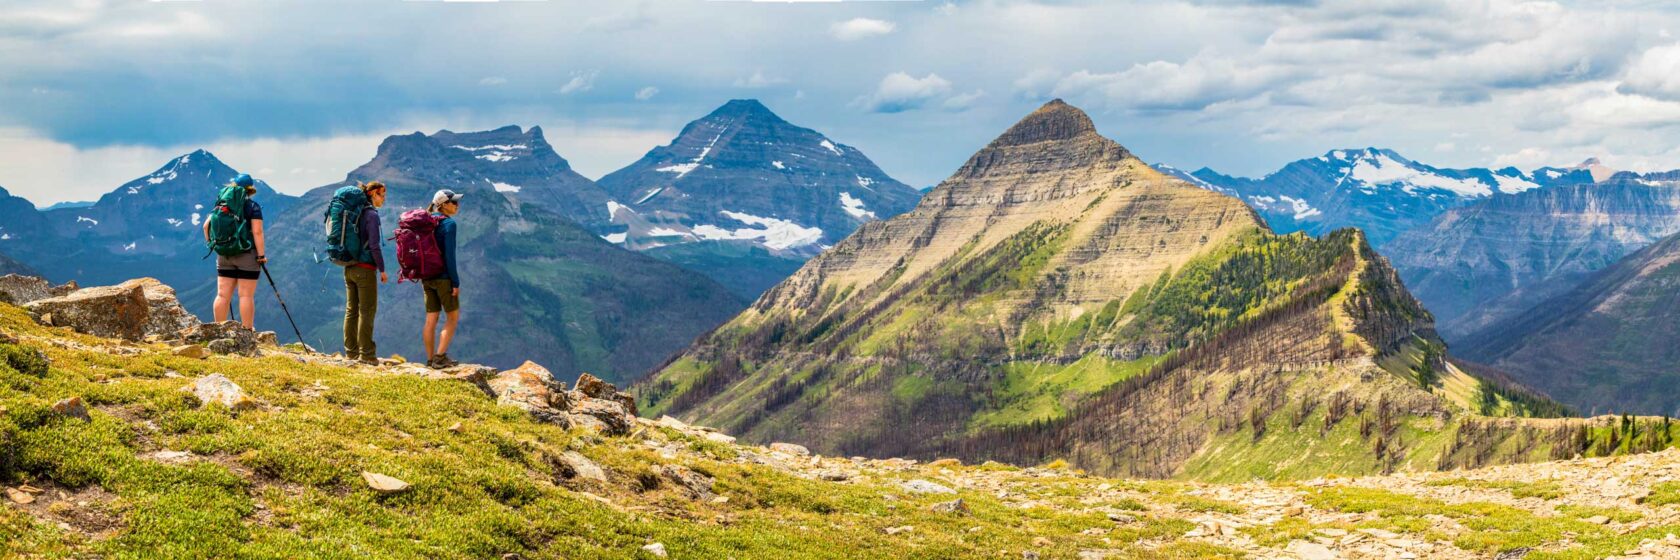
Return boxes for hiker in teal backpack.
[340,181,388,365]
[203,173,266,328]
[422,189,463,369]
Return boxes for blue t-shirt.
[243,199,263,221]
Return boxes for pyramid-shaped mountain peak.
[990,99,1099,148]
[708,99,781,121]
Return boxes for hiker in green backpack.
[203,173,266,328]
[342,181,388,365]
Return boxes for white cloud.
[635,86,659,101]
[559,70,598,95]
[856,72,963,113]
[733,70,788,89]
[1620,43,1680,100]
[829,17,895,41]
[479,77,508,86]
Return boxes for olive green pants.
[343,266,378,359]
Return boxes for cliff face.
[640,101,1546,479]
[1385,178,1680,341]
[1459,230,1680,416]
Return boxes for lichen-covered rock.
[487,361,565,413]
[172,344,208,359]
[769,442,810,457]
[570,398,633,436]
[184,373,257,411]
[51,396,90,421]
[255,331,279,347]
[0,274,72,306]
[554,451,607,482]
[574,372,615,399]
[654,464,715,500]
[122,278,200,339]
[181,321,258,356]
[25,282,150,341]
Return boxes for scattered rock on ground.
[555,451,608,482]
[655,464,716,500]
[570,398,633,437]
[255,331,279,346]
[770,442,810,456]
[487,361,565,414]
[172,344,207,359]
[931,498,969,515]
[362,471,410,494]
[180,321,259,356]
[184,373,256,411]
[5,487,35,505]
[901,479,956,495]
[51,396,90,421]
[884,526,914,535]
[641,542,667,558]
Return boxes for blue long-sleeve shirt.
[358,208,385,271]
[434,214,459,287]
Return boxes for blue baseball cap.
[230,173,254,188]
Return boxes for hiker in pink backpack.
[394,189,463,369]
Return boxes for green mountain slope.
[640,100,1581,480]
[1459,230,1680,416]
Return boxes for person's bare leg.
[423,312,439,359]
[237,279,258,329]
[213,276,235,323]
[438,310,459,355]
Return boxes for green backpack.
[206,185,254,257]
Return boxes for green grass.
[1425,477,1565,500]
[969,354,1163,429]
[1305,486,1616,554]
[1642,481,1680,506]
[0,303,1269,559]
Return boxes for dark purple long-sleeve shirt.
[358,208,385,271]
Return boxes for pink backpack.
[393,209,446,282]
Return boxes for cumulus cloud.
[1619,43,1680,100]
[559,70,598,95]
[855,72,957,113]
[830,17,895,41]
[635,86,659,101]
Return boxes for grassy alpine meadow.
[4,296,1680,559]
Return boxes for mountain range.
[1164,148,1602,247]
[596,99,923,298]
[1457,228,1680,416]
[640,100,1570,479]
[1383,172,1680,340]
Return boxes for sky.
[3,0,1680,205]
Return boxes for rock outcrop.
[180,321,260,356]
[484,361,639,436]
[25,281,150,341]
[0,274,74,306]
[20,277,199,342]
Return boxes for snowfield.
[693,211,823,250]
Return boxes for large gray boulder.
[0,274,74,306]
[180,321,259,356]
[124,278,200,339]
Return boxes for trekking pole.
[259,262,310,350]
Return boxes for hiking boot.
[434,353,458,368]
[425,355,446,369]
[357,355,378,366]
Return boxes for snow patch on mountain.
[839,192,876,220]
[191,213,201,226]
[166,218,184,227]
[1492,172,1540,194]
[489,181,521,193]
[600,232,627,244]
[606,200,632,219]
[855,176,875,190]
[693,211,823,250]
[77,216,98,227]
[635,188,665,205]
[772,161,786,170]
[656,163,700,177]
[1348,152,1489,197]
[819,139,843,156]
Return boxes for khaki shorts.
[216,251,261,280]
[423,277,459,313]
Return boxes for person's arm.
[202,217,210,243]
[360,209,387,280]
[252,219,266,264]
[442,219,460,290]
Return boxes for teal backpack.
[206,185,254,257]
[323,185,372,266]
